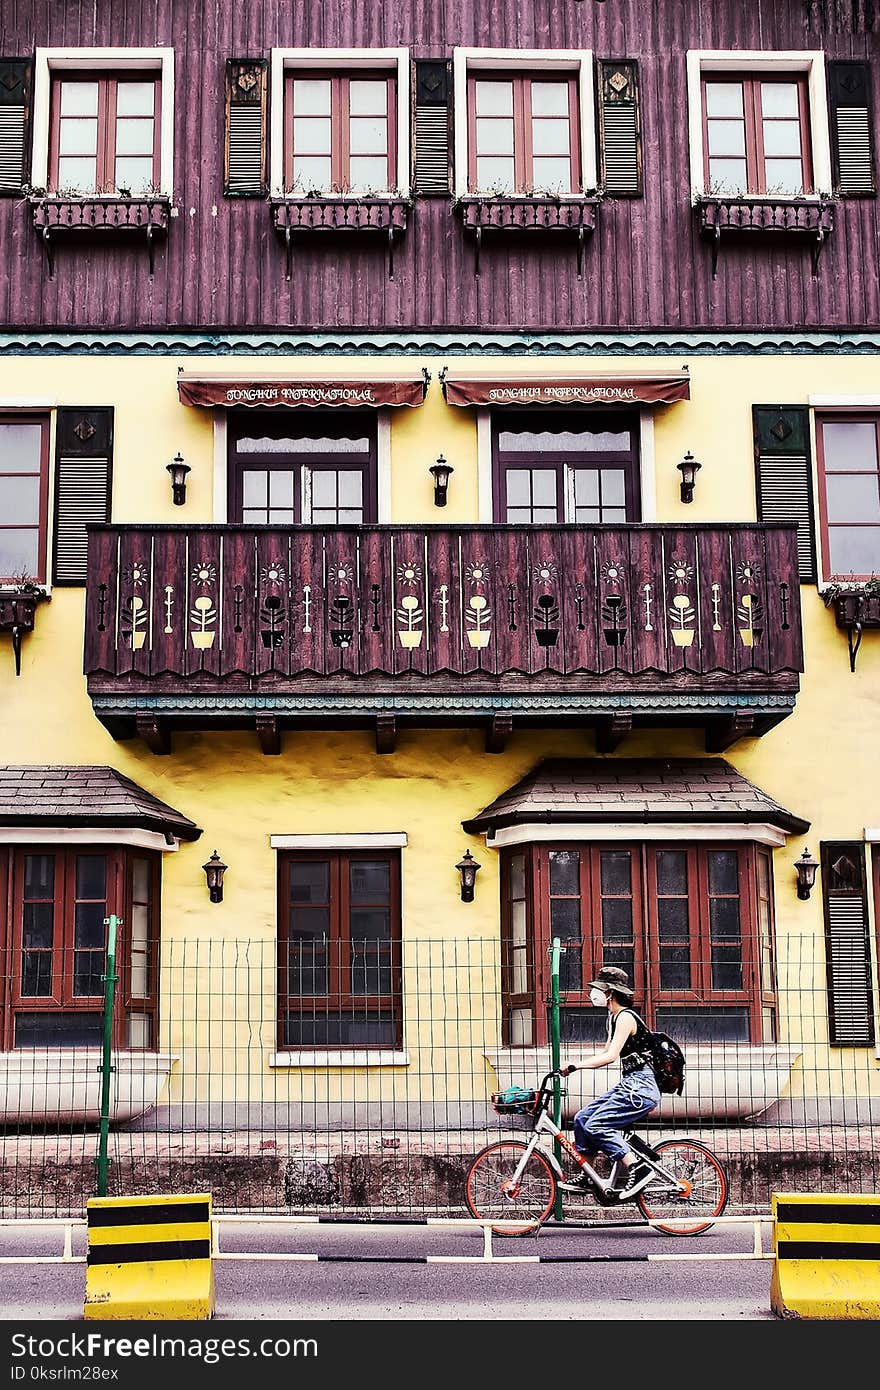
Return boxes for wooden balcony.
[84,524,803,754]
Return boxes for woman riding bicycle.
[564,965,660,1202]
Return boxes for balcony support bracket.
[376,714,397,755]
[595,712,632,754]
[256,715,282,756]
[705,712,756,753]
[135,714,171,756]
[486,712,513,754]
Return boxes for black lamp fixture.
[202,849,228,904]
[676,450,701,505]
[455,848,481,903]
[166,452,191,506]
[794,848,819,901]
[429,455,454,507]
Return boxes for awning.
[178,370,429,410]
[463,758,809,842]
[0,766,203,843]
[442,370,690,408]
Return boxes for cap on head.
[588,966,635,998]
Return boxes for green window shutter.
[0,57,32,193]
[597,60,641,196]
[752,406,817,584]
[414,60,451,195]
[828,60,875,197]
[53,408,114,586]
[224,58,267,197]
[821,843,875,1047]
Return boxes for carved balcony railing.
[696,195,835,277]
[83,524,803,754]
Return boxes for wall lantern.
[429,455,454,507]
[794,848,819,901]
[455,848,481,902]
[166,452,191,506]
[676,451,702,505]
[202,849,228,903]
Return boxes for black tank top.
[608,1007,652,1061]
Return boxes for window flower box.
[29,195,171,277]
[269,196,410,280]
[823,579,880,671]
[0,579,49,676]
[454,194,599,277]
[696,195,835,276]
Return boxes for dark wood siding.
[0,0,879,331]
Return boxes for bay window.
[2,846,159,1049]
[501,842,777,1047]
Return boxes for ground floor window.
[0,846,159,1049]
[501,842,776,1046]
[277,850,401,1048]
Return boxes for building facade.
[0,0,878,1157]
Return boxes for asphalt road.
[0,1217,777,1321]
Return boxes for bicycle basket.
[491,1086,538,1115]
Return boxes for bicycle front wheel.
[465,1140,556,1236]
[635,1139,729,1236]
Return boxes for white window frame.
[453,47,597,200]
[686,50,832,200]
[31,47,175,197]
[270,48,411,198]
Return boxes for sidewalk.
[1,1124,878,1218]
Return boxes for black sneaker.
[568,1170,594,1191]
[615,1161,653,1201]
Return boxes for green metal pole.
[549,937,564,1222]
[96,914,120,1198]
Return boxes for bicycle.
[464,1067,729,1237]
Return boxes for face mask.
[589,988,609,1007]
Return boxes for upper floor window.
[702,75,812,196]
[285,72,396,195]
[31,49,175,198]
[816,414,880,580]
[492,411,640,524]
[453,49,596,200]
[228,411,378,525]
[0,416,50,585]
[49,74,160,194]
[467,75,581,195]
[270,49,410,198]
[686,51,832,201]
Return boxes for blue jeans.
[572,1066,661,1162]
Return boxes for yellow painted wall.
[1,351,878,1111]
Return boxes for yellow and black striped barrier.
[770,1192,880,1320]
[84,1193,215,1320]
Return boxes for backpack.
[644,1029,686,1095]
[622,1010,686,1095]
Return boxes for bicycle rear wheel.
[465,1140,556,1236]
[635,1139,729,1236]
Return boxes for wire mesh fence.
[0,934,877,1219]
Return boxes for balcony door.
[228,410,378,525]
[492,410,641,524]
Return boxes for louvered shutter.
[52,408,113,586]
[224,58,267,197]
[753,406,817,584]
[598,60,641,196]
[414,60,451,196]
[0,58,32,193]
[821,843,874,1046]
[828,60,875,197]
